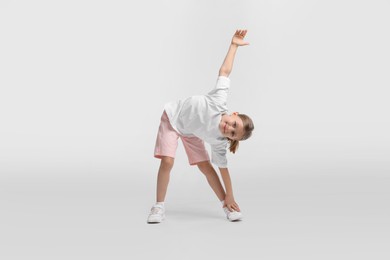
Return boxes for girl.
[147,29,254,223]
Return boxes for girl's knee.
[161,156,175,169]
[197,160,212,172]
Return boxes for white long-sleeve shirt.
[163,76,231,168]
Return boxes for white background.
[1,1,389,259]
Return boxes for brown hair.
[227,113,254,154]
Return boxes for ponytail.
[227,138,240,154]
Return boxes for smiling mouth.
[224,123,226,133]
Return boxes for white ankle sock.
[220,200,225,206]
[156,202,165,207]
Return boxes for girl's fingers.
[235,29,247,39]
[238,29,247,37]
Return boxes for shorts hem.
[154,154,175,160]
[189,158,211,166]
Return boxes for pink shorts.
[154,110,210,165]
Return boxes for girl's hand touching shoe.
[223,195,241,212]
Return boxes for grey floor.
[1,165,389,260]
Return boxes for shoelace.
[150,206,164,215]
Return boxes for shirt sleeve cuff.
[217,76,230,88]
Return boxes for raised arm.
[219,29,250,77]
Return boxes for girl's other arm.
[219,29,249,77]
[219,167,241,212]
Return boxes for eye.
[234,122,237,128]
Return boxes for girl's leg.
[197,160,226,201]
[156,156,175,202]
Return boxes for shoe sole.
[227,217,242,221]
[147,215,165,224]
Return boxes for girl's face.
[219,112,244,141]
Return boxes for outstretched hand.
[231,29,249,47]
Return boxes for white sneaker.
[147,204,165,223]
[223,207,243,221]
